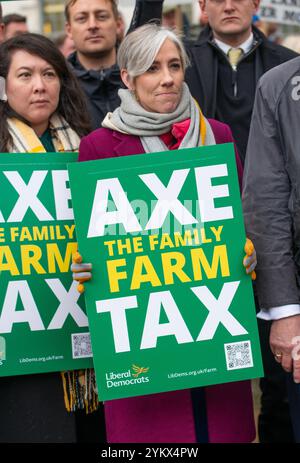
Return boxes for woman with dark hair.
[0,33,104,443]
[0,33,90,153]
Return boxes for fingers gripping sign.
[292,336,300,383]
[271,317,300,383]
[243,238,257,280]
[71,251,92,294]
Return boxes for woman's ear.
[121,69,134,91]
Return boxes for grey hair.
[117,23,189,79]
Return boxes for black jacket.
[68,52,122,130]
[185,26,298,162]
[186,25,298,118]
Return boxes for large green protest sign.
[0,154,93,376]
[68,144,263,401]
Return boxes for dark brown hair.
[0,33,91,152]
[65,0,119,22]
[3,13,27,26]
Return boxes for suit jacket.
[79,120,254,443]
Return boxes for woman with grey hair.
[74,23,257,443]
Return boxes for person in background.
[162,4,190,38]
[162,5,182,31]
[252,13,262,30]
[185,0,297,165]
[0,33,99,443]
[65,0,164,130]
[0,3,4,43]
[199,6,209,28]
[116,9,126,46]
[255,20,281,44]
[242,54,300,443]
[281,35,300,55]
[52,32,76,58]
[73,23,257,444]
[3,13,28,40]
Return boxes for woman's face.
[6,50,61,136]
[125,39,184,114]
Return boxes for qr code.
[71,333,93,359]
[224,340,253,370]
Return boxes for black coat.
[68,53,122,131]
[185,25,298,118]
[185,26,298,163]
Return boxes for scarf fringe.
[61,369,99,414]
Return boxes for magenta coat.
[79,119,255,443]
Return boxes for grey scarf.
[102,82,215,152]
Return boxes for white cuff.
[257,304,300,321]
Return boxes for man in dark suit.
[185,0,298,165]
[184,0,298,442]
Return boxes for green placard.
[68,144,263,401]
[0,153,93,376]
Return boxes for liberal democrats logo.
[105,364,150,388]
[132,364,149,377]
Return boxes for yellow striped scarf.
[7,113,80,153]
[7,114,99,414]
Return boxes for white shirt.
[258,305,300,320]
[214,33,254,56]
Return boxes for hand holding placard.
[71,251,92,294]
